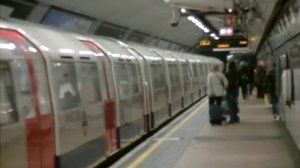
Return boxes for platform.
[111,95,300,168]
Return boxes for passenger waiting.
[265,63,279,120]
[207,64,228,106]
[225,62,240,123]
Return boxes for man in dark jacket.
[265,63,279,120]
[225,62,241,123]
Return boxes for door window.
[0,61,18,125]
[80,63,101,104]
[53,62,81,110]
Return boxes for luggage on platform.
[209,104,224,125]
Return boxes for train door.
[0,29,55,168]
[286,43,300,149]
[80,41,117,153]
[181,61,193,107]
[126,47,152,131]
[77,60,107,160]
[192,62,200,100]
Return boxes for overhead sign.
[217,44,230,48]
[199,40,211,46]
[219,27,233,36]
[198,36,248,50]
[225,14,236,27]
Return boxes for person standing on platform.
[248,67,255,95]
[255,65,266,98]
[265,63,279,120]
[225,62,241,123]
[240,66,249,99]
[207,64,228,106]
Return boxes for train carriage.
[153,49,183,115]
[86,37,145,148]
[0,19,222,168]
[123,43,169,129]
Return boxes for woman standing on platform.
[207,64,228,106]
[225,62,240,123]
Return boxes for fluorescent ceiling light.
[59,48,74,54]
[0,42,15,50]
[79,50,94,55]
[181,8,186,13]
[204,28,210,33]
[28,47,37,53]
[187,16,194,21]
[40,45,49,51]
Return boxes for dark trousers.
[270,93,279,116]
[257,84,264,98]
[241,84,248,99]
[227,91,239,122]
[209,96,223,106]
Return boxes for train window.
[168,63,180,84]
[80,63,101,103]
[150,63,165,89]
[199,64,204,76]
[182,64,191,81]
[125,63,139,94]
[0,61,18,125]
[0,36,35,120]
[53,62,81,110]
[19,41,52,115]
[115,62,140,98]
[0,30,52,116]
[192,64,199,79]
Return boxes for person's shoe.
[274,115,280,121]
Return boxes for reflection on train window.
[199,64,204,76]
[81,63,101,103]
[0,38,35,119]
[16,59,35,119]
[168,64,180,84]
[18,39,52,115]
[150,63,165,89]
[0,61,18,126]
[182,64,191,81]
[53,62,80,110]
[193,64,199,79]
[115,62,139,98]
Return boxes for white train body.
[0,20,223,168]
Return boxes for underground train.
[0,19,223,168]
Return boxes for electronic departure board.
[199,36,248,50]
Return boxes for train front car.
[1,20,112,168]
[0,21,55,168]
[87,37,145,149]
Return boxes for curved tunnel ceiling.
[37,0,205,46]
[36,0,278,52]
[165,0,278,53]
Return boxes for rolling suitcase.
[209,104,223,125]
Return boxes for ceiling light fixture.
[187,15,211,34]
[181,8,186,13]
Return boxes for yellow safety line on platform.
[128,100,208,168]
